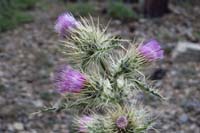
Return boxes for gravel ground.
[0,1,199,133]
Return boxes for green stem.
[113,69,123,79]
[99,59,111,78]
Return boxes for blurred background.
[0,0,199,132]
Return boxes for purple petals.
[54,65,86,93]
[139,39,164,61]
[54,12,78,37]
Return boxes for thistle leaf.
[133,80,164,99]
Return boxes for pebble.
[179,114,189,124]
[182,100,200,112]
[13,122,24,130]
[8,124,14,131]
[172,42,200,62]
[112,20,121,25]
[0,96,6,106]
[33,100,43,107]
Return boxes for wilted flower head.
[78,115,94,133]
[55,12,78,37]
[116,115,128,129]
[138,39,164,61]
[54,65,86,93]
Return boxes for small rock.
[30,130,37,133]
[8,124,14,131]
[181,100,200,112]
[179,114,189,124]
[112,20,121,25]
[0,96,6,106]
[13,122,24,130]
[0,105,15,116]
[20,131,29,133]
[139,18,147,23]
[33,100,43,107]
[0,71,4,77]
[172,42,200,62]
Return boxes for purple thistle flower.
[116,116,128,129]
[138,39,164,61]
[54,12,78,37]
[78,115,94,133]
[54,65,86,93]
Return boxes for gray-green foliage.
[0,0,38,32]
[66,2,95,16]
[108,1,137,21]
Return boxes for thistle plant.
[40,12,164,132]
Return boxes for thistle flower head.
[138,39,164,61]
[78,115,94,133]
[116,115,128,129]
[54,65,86,93]
[107,105,152,132]
[60,17,123,72]
[73,104,153,132]
[55,12,78,37]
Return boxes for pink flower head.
[116,116,128,129]
[54,12,78,37]
[138,39,164,61]
[78,115,94,133]
[54,65,86,93]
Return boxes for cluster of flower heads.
[76,105,150,133]
[52,12,164,132]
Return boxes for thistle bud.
[116,116,128,129]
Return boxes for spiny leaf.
[133,80,164,99]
